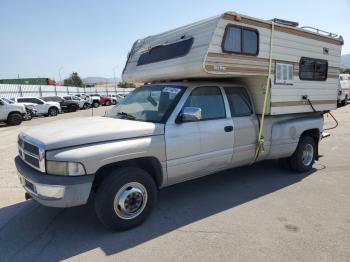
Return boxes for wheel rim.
[51,108,58,116]
[113,182,148,220]
[302,144,314,166]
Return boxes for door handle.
[224,126,233,132]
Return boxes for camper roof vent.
[271,18,299,27]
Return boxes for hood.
[10,103,26,113]
[22,117,164,150]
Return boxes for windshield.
[2,97,14,104]
[107,85,185,123]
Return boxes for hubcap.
[302,144,314,166]
[113,182,147,220]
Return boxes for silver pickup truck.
[15,81,324,230]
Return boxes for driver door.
[165,86,234,185]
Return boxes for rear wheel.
[105,100,111,106]
[289,136,316,172]
[48,107,59,116]
[342,95,348,106]
[94,167,157,231]
[7,113,22,125]
[92,101,100,108]
[111,100,117,105]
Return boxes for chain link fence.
[0,84,133,99]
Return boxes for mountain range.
[83,77,121,84]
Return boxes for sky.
[0,0,349,81]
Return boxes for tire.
[94,167,157,231]
[289,136,316,172]
[105,101,111,106]
[92,101,100,108]
[112,100,117,105]
[83,103,90,110]
[7,113,22,126]
[48,107,59,116]
[68,104,77,112]
[342,96,348,106]
[23,109,33,121]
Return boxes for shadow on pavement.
[0,160,315,261]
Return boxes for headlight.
[46,161,86,176]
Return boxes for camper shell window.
[222,25,259,56]
[137,37,194,66]
[275,62,294,85]
[299,57,328,81]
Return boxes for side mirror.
[178,107,202,123]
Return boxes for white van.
[338,74,350,106]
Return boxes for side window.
[32,98,43,104]
[222,25,259,56]
[184,86,226,120]
[224,87,252,117]
[299,57,328,81]
[17,98,25,103]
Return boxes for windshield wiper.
[117,112,136,120]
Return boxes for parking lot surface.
[0,106,350,262]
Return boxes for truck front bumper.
[15,156,94,208]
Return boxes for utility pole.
[58,66,63,86]
[113,66,117,95]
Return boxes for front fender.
[46,136,166,175]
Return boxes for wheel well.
[93,157,163,190]
[300,128,320,159]
[49,106,58,111]
[8,111,22,116]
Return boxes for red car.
[89,94,113,106]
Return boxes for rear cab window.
[224,87,253,117]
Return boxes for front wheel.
[289,136,316,172]
[94,167,157,231]
[7,113,23,125]
[92,101,100,108]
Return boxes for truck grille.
[18,135,45,172]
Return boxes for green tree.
[342,68,350,74]
[63,72,84,87]
[118,81,136,88]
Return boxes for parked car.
[338,74,350,106]
[107,94,125,104]
[89,94,113,106]
[0,97,26,125]
[12,97,61,116]
[41,96,79,113]
[82,94,101,108]
[63,95,90,110]
[2,97,37,121]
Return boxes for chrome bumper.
[15,156,94,208]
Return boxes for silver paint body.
[16,81,324,207]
